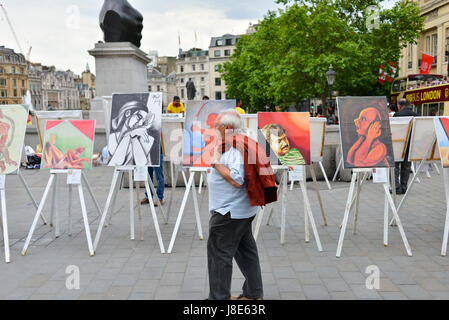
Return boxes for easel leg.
[304,186,310,243]
[18,172,47,225]
[107,171,122,227]
[136,183,144,241]
[433,162,441,175]
[191,175,204,240]
[0,189,10,263]
[336,172,357,257]
[77,183,94,256]
[148,178,168,224]
[81,172,102,218]
[68,184,73,236]
[253,206,265,241]
[22,174,55,255]
[280,170,287,245]
[300,179,323,252]
[168,172,194,254]
[383,188,389,247]
[319,161,332,190]
[333,157,343,182]
[52,174,60,238]
[353,173,362,235]
[93,169,120,251]
[129,171,135,241]
[441,168,449,256]
[383,184,412,256]
[310,165,327,226]
[198,173,203,194]
[145,181,165,254]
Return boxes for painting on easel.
[41,120,96,170]
[257,112,311,166]
[182,100,235,167]
[108,93,162,167]
[0,105,29,175]
[435,117,449,168]
[337,96,395,169]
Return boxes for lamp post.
[325,64,338,116]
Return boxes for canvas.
[435,117,449,168]
[337,96,395,169]
[182,100,235,167]
[390,117,413,162]
[161,115,184,163]
[310,118,327,162]
[408,117,440,162]
[41,120,96,170]
[258,112,311,166]
[108,93,162,167]
[0,105,29,175]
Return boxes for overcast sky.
[0,0,397,75]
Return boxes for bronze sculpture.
[186,79,196,100]
[100,0,144,48]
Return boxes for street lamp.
[326,64,338,115]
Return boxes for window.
[408,44,413,69]
[215,65,219,72]
[224,50,231,56]
[157,85,160,91]
[225,39,232,46]
[426,35,431,55]
[12,67,15,74]
[201,88,205,96]
[214,50,221,57]
[181,78,184,83]
[13,79,16,87]
[432,33,438,64]
[215,91,222,100]
[215,78,221,86]
[216,39,224,46]
[180,66,184,73]
[0,79,6,86]
[181,89,185,99]
[192,64,196,71]
[13,89,17,97]
[22,80,25,87]
[0,68,3,74]
[201,77,205,82]
[0,56,3,63]
[201,64,204,71]
[149,85,152,91]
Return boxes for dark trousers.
[145,151,164,201]
[207,212,263,300]
[395,160,411,192]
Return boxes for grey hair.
[218,109,246,134]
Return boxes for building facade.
[41,66,80,110]
[208,34,241,100]
[28,62,43,110]
[157,56,177,75]
[176,48,209,101]
[399,0,449,77]
[0,46,28,105]
[148,67,177,110]
[76,64,96,110]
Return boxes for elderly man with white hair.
[207,109,277,300]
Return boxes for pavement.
[0,164,448,300]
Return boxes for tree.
[220,0,425,113]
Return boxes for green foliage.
[220,0,425,112]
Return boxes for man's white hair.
[218,109,246,134]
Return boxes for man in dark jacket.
[393,98,418,194]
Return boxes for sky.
[0,0,397,75]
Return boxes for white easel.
[0,171,48,263]
[254,166,323,252]
[336,168,412,257]
[22,169,99,256]
[440,168,449,256]
[93,166,166,254]
[167,167,206,254]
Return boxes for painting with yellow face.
[258,113,310,166]
[338,97,395,169]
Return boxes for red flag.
[378,65,386,84]
[420,54,433,74]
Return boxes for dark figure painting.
[186,79,196,100]
[100,0,144,48]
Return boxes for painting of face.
[41,120,95,170]
[435,117,449,168]
[183,100,235,168]
[108,93,162,167]
[338,97,395,169]
[258,112,310,166]
[0,105,28,175]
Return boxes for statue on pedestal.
[100,0,144,48]
[186,79,196,100]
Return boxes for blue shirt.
[208,147,259,219]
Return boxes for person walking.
[393,98,417,194]
[207,109,277,300]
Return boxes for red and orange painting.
[337,97,395,169]
[258,112,311,166]
[41,120,96,170]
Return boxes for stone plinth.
[88,42,151,97]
